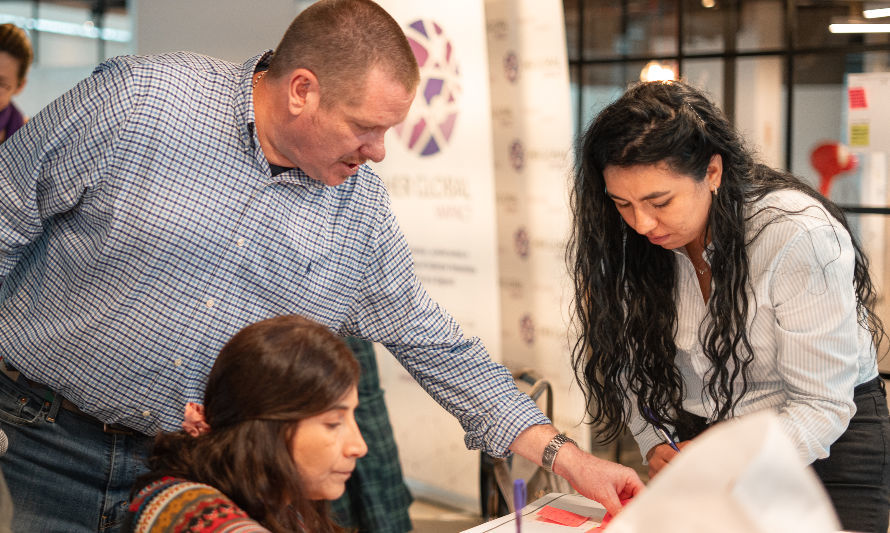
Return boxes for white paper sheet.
[606,410,841,533]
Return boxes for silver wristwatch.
[542,432,577,472]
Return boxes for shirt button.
[236,237,245,247]
[174,358,183,367]
[142,410,151,418]
[205,298,215,309]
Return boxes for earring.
[711,187,718,196]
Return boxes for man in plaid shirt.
[0,1,642,531]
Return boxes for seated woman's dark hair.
[132,314,360,533]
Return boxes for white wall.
[133,0,310,59]
[2,1,132,116]
[12,0,312,117]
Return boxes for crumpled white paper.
[606,410,841,533]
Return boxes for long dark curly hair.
[131,314,360,533]
[569,80,884,443]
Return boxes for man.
[0,1,643,531]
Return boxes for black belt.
[854,375,885,396]
[16,375,143,437]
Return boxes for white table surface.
[461,493,607,533]
[461,492,859,533]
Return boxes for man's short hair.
[268,0,420,107]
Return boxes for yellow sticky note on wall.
[850,123,870,147]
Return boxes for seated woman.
[569,80,889,532]
[125,314,367,533]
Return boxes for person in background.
[125,314,367,533]
[569,80,890,533]
[331,337,413,533]
[0,0,642,530]
[0,23,31,143]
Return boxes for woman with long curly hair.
[569,80,889,532]
[124,314,366,532]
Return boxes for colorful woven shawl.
[127,477,271,533]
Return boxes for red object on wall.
[810,142,858,198]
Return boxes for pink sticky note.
[536,505,590,527]
[586,515,610,532]
[587,497,634,532]
[849,87,867,109]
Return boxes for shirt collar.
[240,51,273,163]
[239,50,271,140]
[238,50,325,189]
[670,241,714,266]
[240,51,328,190]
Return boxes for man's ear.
[288,68,318,116]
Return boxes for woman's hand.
[646,440,691,478]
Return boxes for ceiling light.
[640,61,676,82]
[829,22,890,33]
[863,8,890,19]
[0,13,130,42]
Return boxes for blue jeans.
[0,371,152,532]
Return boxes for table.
[461,493,607,533]
[461,492,858,533]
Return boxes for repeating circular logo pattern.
[509,139,525,172]
[393,19,462,157]
[503,50,519,83]
[519,314,535,346]
[514,227,530,259]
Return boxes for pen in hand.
[642,407,681,453]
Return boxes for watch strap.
[542,432,577,472]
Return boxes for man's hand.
[553,442,644,516]
[645,440,691,478]
[510,424,644,517]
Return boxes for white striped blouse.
[628,189,879,465]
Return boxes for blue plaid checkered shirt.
[0,51,548,455]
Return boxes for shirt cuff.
[634,426,667,465]
[463,390,551,458]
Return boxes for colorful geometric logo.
[393,19,461,157]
